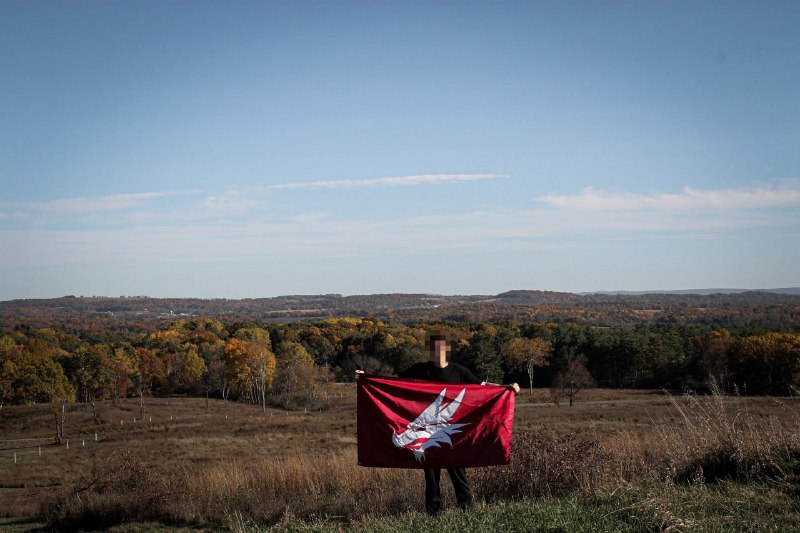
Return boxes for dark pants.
[423,467,473,515]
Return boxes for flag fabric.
[357,373,515,469]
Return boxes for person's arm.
[357,365,413,379]
[482,381,521,394]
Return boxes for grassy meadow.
[2,387,800,531]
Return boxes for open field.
[2,388,800,531]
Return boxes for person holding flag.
[357,331,520,515]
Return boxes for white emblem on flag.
[391,388,469,462]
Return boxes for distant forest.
[2,289,800,331]
[2,290,800,411]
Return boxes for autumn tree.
[162,345,207,393]
[223,338,276,411]
[204,357,227,406]
[181,318,227,403]
[384,332,424,373]
[502,337,552,393]
[1,338,75,442]
[196,339,226,407]
[71,343,114,423]
[552,348,595,407]
[299,326,337,366]
[0,334,21,409]
[145,327,206,393]
[692,329,734,390]
[276,363,333,410]
[132,348,166,418]
[233,327,272,348]
[184,317,227,338]
[733,333,800,394]
[275,341,314,368]
[109,346,136,404]
[274,341,318,408]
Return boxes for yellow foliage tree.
[735,332,800,394]
[275,341,314,369]
[224,338,276,410]
[502,337,553,393]
[233,327,272,348]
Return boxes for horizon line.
[3,286,800,303]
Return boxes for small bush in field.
[41,449,177,530]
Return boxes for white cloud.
[32,192,168,213]
[536,182,800,211]
[5,190,204,214]
[290,211,331,224]
[202,191,265,214]
[266,173,509,190]
[0,174,506,226]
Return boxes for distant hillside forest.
[2,312,800,412]
[2,290,800,333]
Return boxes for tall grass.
[40,388,800,530]
[179,451,423,524]
[472,432,606,501]
[608,384,800,485]
[41,449,424,530]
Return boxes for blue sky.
[1,1,799,299]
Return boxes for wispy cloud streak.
[2,190,203,214]
[266,173,509,190]
[537,182,800,211]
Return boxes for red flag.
[357,373,515,469]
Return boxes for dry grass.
[472,431,606,501]
[607,386,800,485]
[2,387,799,530]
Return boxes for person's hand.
[355,369,365,379]
[507,382,520,394]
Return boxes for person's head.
[426,330,451,367]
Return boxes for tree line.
[2,318,800,420]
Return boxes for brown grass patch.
[2,388,799,529]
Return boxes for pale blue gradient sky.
[1,1,799,299]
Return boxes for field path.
[516,398,672,408]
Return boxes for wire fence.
[0,404,319,464]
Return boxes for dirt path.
[517,398,673,407]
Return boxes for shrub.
[41,449,178,530]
